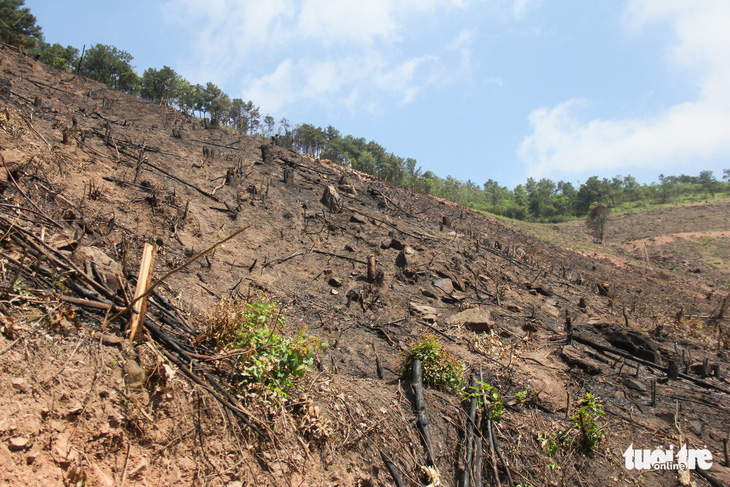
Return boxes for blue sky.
[26,1,730,188]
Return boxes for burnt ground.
[0,45,729,486]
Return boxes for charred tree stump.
[565,309,573,344]
[442,216,452,227]
[667,360,679,380]
[283,167,294,185]
[260,144,273,164]
[650,379,656,407]
[412,359,435,466]
[367,254,376,282]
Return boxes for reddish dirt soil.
[1,45,729,486]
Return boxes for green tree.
[525,177,557,220]
[80,44,139,93]
[576,176,607,214]
[141,66,181,105]
[698,170,718,197]
[35,42,78,72]
[201,82,230,126]
[0,0,43,48]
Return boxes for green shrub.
[204,294,323,399]
[402,334,464,394]
[572,393,605,453]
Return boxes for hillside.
[511,201,730,289]
[1,45,729,487]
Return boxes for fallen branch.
[312,249,368,265]
[412,359,435,466]
[262,251,304,268]
[379,449,405,487]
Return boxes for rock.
[431,263,465,291]
[11,377,29,393]
[349,215,366,224]
[328,277,343,287]
[53,434,78,465]
[621,377,647,392]
[409,303,438,322]
[338,183,357,195]
[524,282,553,297]
[123,359,146,389]
[70,246,123,293]
[330,289,339,295]
[505,304,523,313]
[129,458,149,479]
[403,245,416,255]
[421,289,438,300]
[395,250,408,268]
[320,185,341,212]
[446,308,493,332]
[92,463,115,487]
[0,149,26,165]
[8,437,30,451]
[0,444,12,466]
[433,278,454,295]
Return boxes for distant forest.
[4,0,730,222]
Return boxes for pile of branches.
[0,204,266,437]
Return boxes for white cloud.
[296,0,398,45]
[162,0,471,114]
[519,1,730,178]
[243,54,440,113]
[512,0,542,20]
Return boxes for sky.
[25,0,730,189]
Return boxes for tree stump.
[260,144,273,164]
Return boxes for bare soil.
[1,45,729,486]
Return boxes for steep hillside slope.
[1,45,729,486]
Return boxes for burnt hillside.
[0,45,728,486]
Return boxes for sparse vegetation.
[538,393,605,457]
[203,294,323,400]
[402,334,465,394]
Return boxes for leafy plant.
[402,334,464,394]
[538,393,605,457]
[463,380,505,421]
[572,393,605,453]
[516,390,530,404]
[204,294,323,400]
[538,429,571,456]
